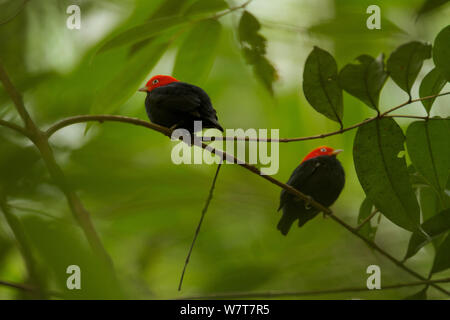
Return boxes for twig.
[46,114,171,138]
[203,92,450,143]
[176,277,450,299]
[44,92,449,142]
[178,163,223,291]
[355,209,379,231]
[0,118,30,137]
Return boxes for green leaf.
[184,0,228,17]
[338,54,388,110]
[97,16,185,53]
[353,118,420,231]
[357,197,379,241]
[404,208,450,260]
[420,186,441,222]
[419,68,447,114]
[431,232,450,274]
[91,38,169,115]
[433,25,450,82]
[173,19,222,84]
[406,119,450,193]
[408,164,429,188]
[302,47,343,126]
[386,41,432,96]
[238,11,277,94]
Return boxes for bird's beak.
[138,87,148,92]
[331,149,343,156]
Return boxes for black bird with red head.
[139,75,223,133]
[278,146,345,235]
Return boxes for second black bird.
[278,146,345,235]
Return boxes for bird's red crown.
[139,75,179,92]
[302,146,343,163]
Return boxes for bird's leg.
[303,196,328,219]
[167,123,182,137]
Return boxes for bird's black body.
[278,155,345,235]
[145,82,223,133]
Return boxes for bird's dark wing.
[278,159,320,211]
[149,84,202,114]
[149,82,223,131]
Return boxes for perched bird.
[139,75,223,133]
[277,146,345,235]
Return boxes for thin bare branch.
[46,92,448,142]
[46,114,171,138]
[0,118,30,137]
[201,92,450,143]
[355,209,379,231]
[178,163,223,291]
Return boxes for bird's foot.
[303,196,314,210]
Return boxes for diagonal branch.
[43,113,450,296]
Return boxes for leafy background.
[0,0,449,299]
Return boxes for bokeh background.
[0,0,449,299]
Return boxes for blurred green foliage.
[0,0,449,300]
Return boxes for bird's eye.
[152,79,159,85]
[320,148,327,152]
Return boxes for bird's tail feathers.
[298,211,320,227]
[277,213,297,236]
